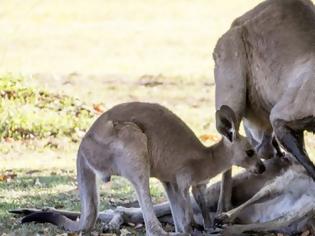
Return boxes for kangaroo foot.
[213,213,231,228]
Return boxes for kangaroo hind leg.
[123,154,171,235]
[112,121,169,236]
[270,73,315,180]
[75,151,99,231]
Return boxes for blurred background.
[0,0,263,75]
[1,1,314,235]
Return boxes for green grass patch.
[0,74,95,142]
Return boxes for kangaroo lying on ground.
[16,155,315,235]
[214,0,315,213]
[14,102,264,235]
[214,156,315,235]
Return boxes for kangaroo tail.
[21,212,79,230]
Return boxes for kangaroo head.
[216,105,265,174]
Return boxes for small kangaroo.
[29,102,265,235]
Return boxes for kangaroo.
[213,157,315,236]
[16,102,264,235]
[213,0,315,213]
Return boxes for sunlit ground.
[0,0,267,76]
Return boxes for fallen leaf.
[0,173,17,182]
[0,175,7,182]
[93,103,105,113]
[199,134,220,142]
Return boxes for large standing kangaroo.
[214,0,315,211]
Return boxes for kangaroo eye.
[246,149,255,157]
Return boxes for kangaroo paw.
[102,210,124,234]
[213,213,231,228]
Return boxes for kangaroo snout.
[252,161,266,175]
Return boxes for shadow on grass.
[0,174,77,234]
[0,172,163,235]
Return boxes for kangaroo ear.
[215,105,237,142]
